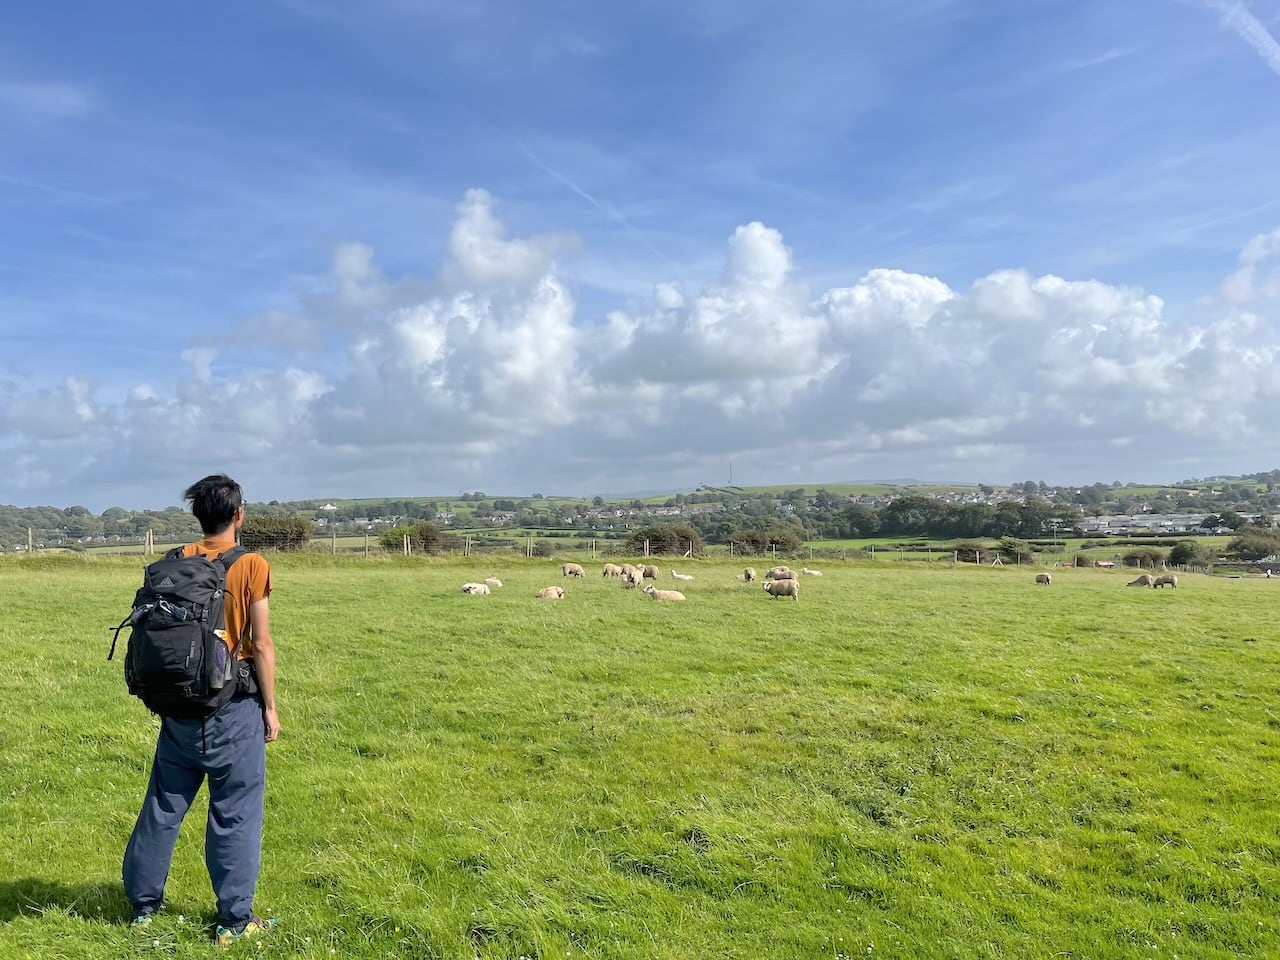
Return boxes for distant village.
[6,475,1280,551]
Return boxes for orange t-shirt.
[182,540,272,660]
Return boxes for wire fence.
[12,527,1275,575]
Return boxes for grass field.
[1,557,1277,959]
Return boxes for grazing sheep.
[801,567,823,577]
[1127,574,1155,587]
[738,567,758,583]
[461,582,490,595]
[762,578,800,601]
[622,569,644,589]
[1035,573,1052,586]
[536,586,565,600]
[1154,574,1178,588]
[639,564,659,580]
[765,566,797,581]
[562,562,586,578]
[671,570,694,581]
[484,576,503,589]
[602,563,623,578]
[619,563,640,580]
[643,585,686,601]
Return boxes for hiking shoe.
[130,909,158,929]
[214,916,277,946]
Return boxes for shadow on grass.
[0,879,131,924]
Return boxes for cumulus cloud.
[4,188,1280,507]
[314,190,580,445]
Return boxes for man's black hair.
[183,474,244,535]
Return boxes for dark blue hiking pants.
[123,696,266,928]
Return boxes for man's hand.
[264,706,281,744]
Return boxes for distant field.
[1,556,1277,958]
[711,483,923,498]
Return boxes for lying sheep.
[536,586,565,600]
[671,570,694,581]
[739,567,757,583]
[639,564,659,580]
[1035,573,1052,586]
[484,576,503,589]
[1154,574,1178,588]
[461,582,490,595]
[562,562,585,578]
[602,563,623,578]
[643,585,685,601]
[801,567,823,577]
[765,566,797,581]
[762,578,799,601]
[1127,574,1155,587]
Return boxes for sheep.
[461,582,490,595]
[1126,574,1155,587]
[765,566,797,581]
[536,586,565,600]
[1035,573,1052,586]
[619,563,640,580]
[484,576,503,589]
[801,567,823,577]
[562,562,586,578]
[671,570,694,581]
[738,567,758,583]
[643,585,686,601]
[639,564,659,580]
[622,569,644,589]
[1154,574,1178,588]
[762,578,799,601]
[602,563,623,578]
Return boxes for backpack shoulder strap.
[215,546,248,572]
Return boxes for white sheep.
[536,586,565,600]
[738,567,757,583]
[765,566,797,581]
[639,564,659,580]
[1154,574,1178,588]
[484,576,503,589]
[602,563,623,578]
[461,582,490,595]
[622,569,644,589]
[643,585,686,601]
[671,570,694,581]
[801,567,822,577]
[1035,573,1052,586]
[762,578,799,600]
[562,562,585,578]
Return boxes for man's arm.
[249,596,280,743]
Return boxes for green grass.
[1,557,1278,958]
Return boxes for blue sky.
[3,0,1280,510]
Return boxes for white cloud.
[4,190,1280,507]
[315,190,580,444]
[0,80,94,120]
[1194,0,1280,79]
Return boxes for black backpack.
[108,546,250,719]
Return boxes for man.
[123,474,280,946]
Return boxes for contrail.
[512,138,678,269]
[1194,0,1280,77]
